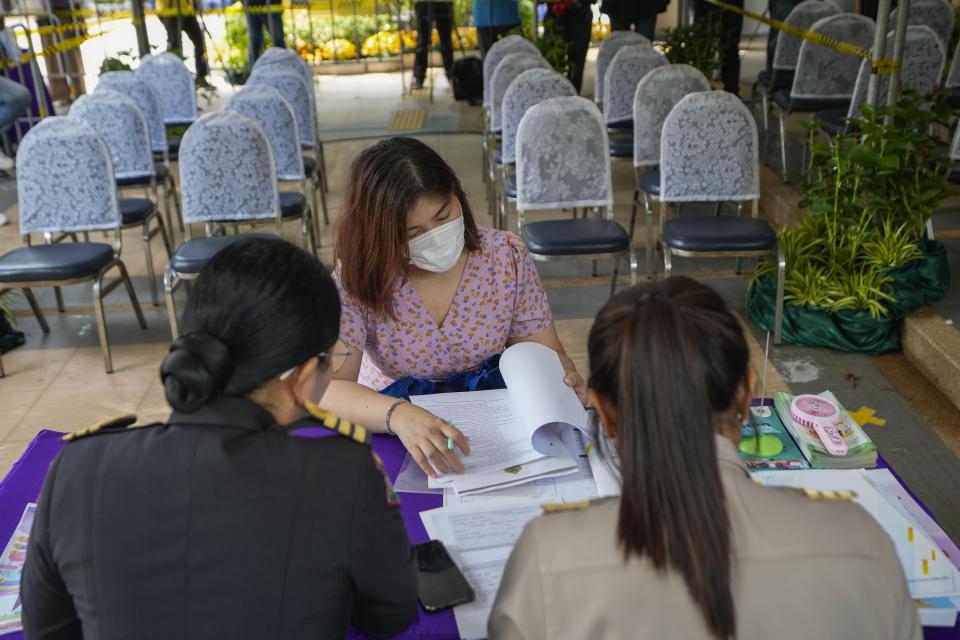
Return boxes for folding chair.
[0,117,146,376]
[594,30,649,107]
[889,0,953,56]
[602,43,667,130]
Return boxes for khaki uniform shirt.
[489,435,921,640]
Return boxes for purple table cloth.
[1,426,957,639]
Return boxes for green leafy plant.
[98,49,135,74]
[535,19,572,78]
[660,15,724,80]
[752,90,951,319]
[0,291,16,325]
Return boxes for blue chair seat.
[663,217,776,253]
[757,68,794,92]
[120,198,156,225]
[638,169,660,196]
[116,162,168,187]
[303,155,317,177]
[814,108,848,137]
[607,117,633,130]
[280,191,306,218]
[522,219,629,256]
[169,234,274,274]
[609,135,633,158]
[0,243,114,283]
[773,88,850,113]
[504,174,518,199]
[167,136,181,154]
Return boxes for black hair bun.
[160,332,237,413]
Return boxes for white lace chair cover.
[96,71,167,154]
[660,91,759,202]
[483,35,540,109]
[846,26,945,119]
[946,39,960,89]
[69,90,154,181]
[16,117,120,233]
[224,85,303,181]
[256,47,313,89]
[791,14,876,100]
[501,69,576,165]
[890,0,953,55]
[633,64,711,168]
[515,96,612,210]
[136,52,198,125]
[247,68,317,148]
[772,0,842,70]
[603,43,667,125]
[250,58,316,115]
[594,30,650,103]
[490,52,550,131]
[178,112,279,224]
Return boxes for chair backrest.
[773,0,842,70]
[246,67,316,148]
[594,30,650,103]
[136,51,198,125]
[946,37,960,89]
[791,13,875,100]
[660,91,759,202]
[490,52,550,131]
[846,25,946,119]
[633,64,711,168]
[516,96,612,211]
[889,0,953,55]
[69,90,154,181]
[16,116,120,234]
[251,54,315,112]
[95,71,167,154]
[603,43,667,125]
[501,68,576,165]
[483,35,540,109]
[224,84,304,181]
[178,111,279,224]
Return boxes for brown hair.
[587,276,748,640]
[335,137,480,318]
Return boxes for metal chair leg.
[0,349,4,377]
[774,240,785,345]
[142,221,159,307]
[164,265,181,340]
[116,260,147,330]
[53,286,65,312]
[663,240,672,277]
[23,288,49,333]
[92,270,113,373]
[628,245,638,286]
[609,255,619,298]
[319,142,329,194]
[778,110,788,181]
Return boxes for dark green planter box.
[747,240,951,355]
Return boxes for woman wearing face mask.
[321,137,586,479]
[22,238,418,640]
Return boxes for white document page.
[412,389,542,475]
[447,547,512,640]
[448,454,577,495]
[499,342,589,457]
[752,469,960,599]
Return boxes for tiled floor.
[2,49,960,543]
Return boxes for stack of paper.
[0,504,35,636]
[773,390,878,469]
[411,342,590,496]
[752,469,960,626]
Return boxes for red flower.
[861,192,867,199]
[920,146,927,156]
[934,85,940,96]
[899,184,905,191]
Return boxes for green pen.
[447,438,455,450]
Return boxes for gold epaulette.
[304,400,371,445]
[542,496,615,514]
[789,487,857,501]
[61,414,137,442]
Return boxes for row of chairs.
[0,48,328,376]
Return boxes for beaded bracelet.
[385,398,407,436]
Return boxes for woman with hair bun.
[22,237,418,640]
[489,276,920,640]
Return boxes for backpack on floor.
[452,56,483,105]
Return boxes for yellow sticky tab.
[932,549,936,561]
[908,528,914,542]
[923,559,929,575]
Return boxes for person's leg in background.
[633,13,657,39]
[266,6,285,48]
[183,16,210,82]
[560,3,593,93]
[161,16,184,52]
[609,13,631,30]
[433,2,455,79]
[247,12,266,66]
[694,0,741,94]
[478,24,518,55]
[412,1,430,88]
[0,76,30,172]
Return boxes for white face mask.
[408,216,465,272]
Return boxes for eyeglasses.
[279,345,353,381]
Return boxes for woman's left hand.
[564,372,588,406]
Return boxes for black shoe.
[411,78,424,90]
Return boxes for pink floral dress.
[334,227,553,390]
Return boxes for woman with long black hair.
[489,276,920,639]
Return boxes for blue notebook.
[739,401,809,470]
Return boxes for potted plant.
[0,292,24,355]
[660,15,724,81]
[747,90,952,354]
[98,49,136,74]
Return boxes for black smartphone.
[415,539,475,612]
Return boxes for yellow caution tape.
[709,0,901,74]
